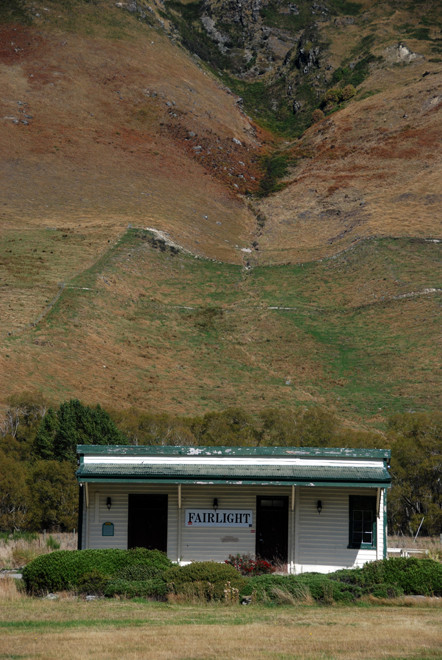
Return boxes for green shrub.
[368,558,442,596]
[104,578,168,599]
[323,88,342,105]
[46,535,61,551]
[297,574,362,603]
[244,562,434,603]
[332,558,442,596]
[331,54,379,88]
[77,569,109,596]
[115,564,163,581]
[258,153,294,197]
[341,84,356,101]
[370,583,404,599]
[22,548,172,594]
[241,574,362,604]
[0,0,31,24]
[311,109,325,123]
[164,562,246,601]
[0,531,39,544]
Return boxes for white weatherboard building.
[76,445,391,574]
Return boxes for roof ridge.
[77,445,391,458]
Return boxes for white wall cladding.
[81,483,385,572]
[180,485,291,563]
[83,484,293,562]
[296,487,383,573]
[84,484,178,558]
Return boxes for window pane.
[260,499,285,508]
[350,495,376,547]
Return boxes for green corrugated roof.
[77,445,391,459]
[76,462,391,486]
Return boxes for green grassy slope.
[2,230,440,426]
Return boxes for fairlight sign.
[185,509,253,527]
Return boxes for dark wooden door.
[256,496,288,563]
[128,494,168,551]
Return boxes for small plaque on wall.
[102,522,114,536]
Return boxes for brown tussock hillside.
[0,15,260,263]
[0,6,265,339]
[0,1,441,422]
[257,69,442,263]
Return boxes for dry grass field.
[0,577,441,660]
[2,535,441,659]
[0,532,77,570]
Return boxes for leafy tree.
[334,428,387,450]
[33,399,128,463]
[0,450,30,531]
[110,408,196,446]
[256,408,297,446]
[293,407,340,447]
[0,391,49,461]
[28,461,77,532]
[192,408,258,446]
[388,412,442,536]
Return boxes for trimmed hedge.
[22,548,172,594]
[164,561,247,601]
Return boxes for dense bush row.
[22,548,172,595]
[164,561,247,601]
[22,549,442,604]
[243,558,442,603]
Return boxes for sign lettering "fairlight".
[185,509,253,527]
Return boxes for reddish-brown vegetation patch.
[163,122,262,195]
[256,71,442,263]
[0,25,44,63]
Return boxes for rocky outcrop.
[201,0,271,70]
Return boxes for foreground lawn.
[0,584,441,659]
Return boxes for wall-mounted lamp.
[106,497,112,511]
[317,500,322,515]
[213,498,219,511]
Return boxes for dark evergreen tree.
[33,408,59,461]
[33,399,128,462]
